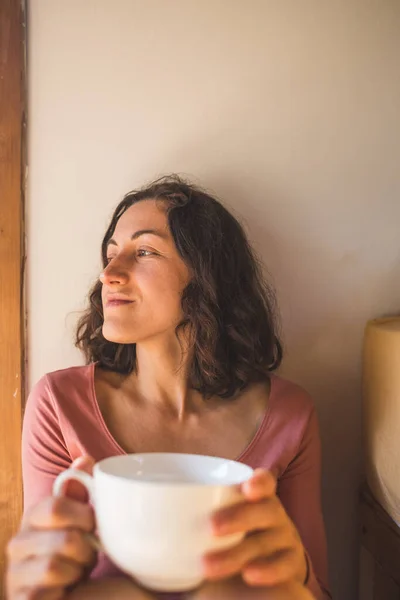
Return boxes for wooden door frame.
[0,0,26,595]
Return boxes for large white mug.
[53,453,253,592]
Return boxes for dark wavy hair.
[76,175,282,398]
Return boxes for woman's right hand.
[6,456,97,600]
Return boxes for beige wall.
[28,1,400,598]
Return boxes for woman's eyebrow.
[107,229,169,247]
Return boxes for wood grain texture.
[0,0,25,596]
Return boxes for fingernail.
[243,570,261,584]
[243,480,254,495]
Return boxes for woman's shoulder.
[269,373,316,422]
[264,374,318,450]
[245,374,319,472]
[44,363,94,385]
[26,363,118,463]
[28,363,95,408]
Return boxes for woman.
[7,176,331,600]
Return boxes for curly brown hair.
[76,175,282,398]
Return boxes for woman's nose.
[100,260,130,286]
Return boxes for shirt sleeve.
[277,408,332,600]
[22,375,72,513]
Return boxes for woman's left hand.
[203,469,308,587]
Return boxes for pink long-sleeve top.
[22,364,331,599]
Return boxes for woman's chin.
[102,325,136,345]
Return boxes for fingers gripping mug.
[53,453,253,593]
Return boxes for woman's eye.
[106,256,114,264]
[137,249,154,257]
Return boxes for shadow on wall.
[197,172,400,599]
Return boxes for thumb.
[61,455,96,504]
[242,468,276,501]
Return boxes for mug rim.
[94,452,254,488]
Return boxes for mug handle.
[53,468,95,502]
[53,468,103,552]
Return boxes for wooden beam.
[0,0,25,596]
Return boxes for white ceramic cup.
[53,453,253,592]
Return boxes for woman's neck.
[130,333,197,420]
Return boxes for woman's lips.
[106,299,134,308]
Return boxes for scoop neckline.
[88,362,274,463]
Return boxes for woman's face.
[101,199,190,344]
